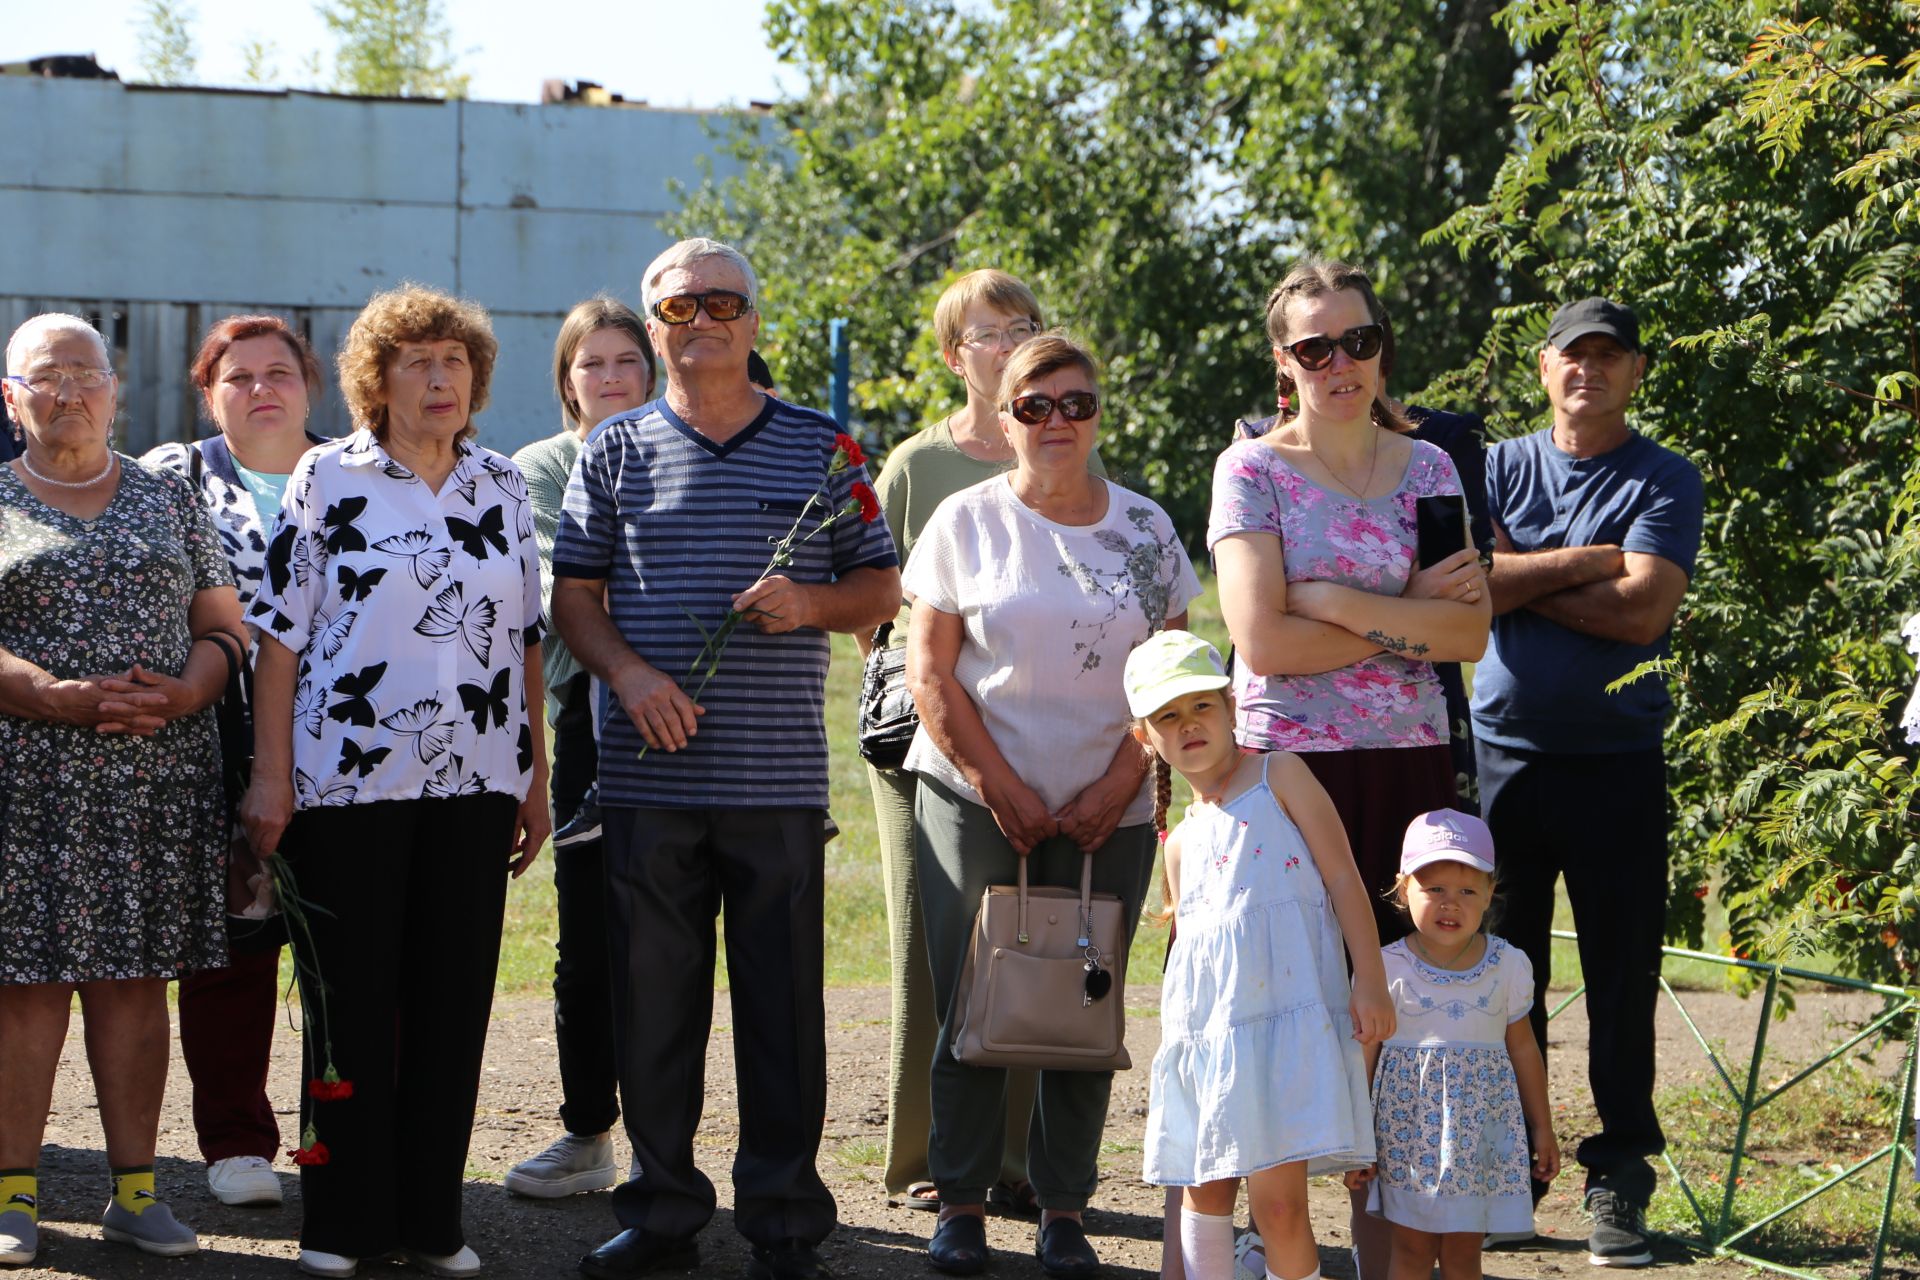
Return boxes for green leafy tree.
[315,0,469,99]
[1426,1,1920,983]
[1217,0,1522,390]
[674,0,1534,537]
[238,37,280,86]
[133,0,198,85]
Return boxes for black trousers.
[1476,739,1669,1204]
[279,793,517,1257]
[604,804,836,1247]
[549,674,618,1137]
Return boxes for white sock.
[1269,1269,1322,1280]
[1180,1208,1235,1279]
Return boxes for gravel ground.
[19,985,1901,1279]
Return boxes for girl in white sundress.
[1127,632,1394,1280]
[1350,810,1560,1280]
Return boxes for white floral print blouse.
[248,428,543,807]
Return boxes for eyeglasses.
[961,320,1041,349]
[1006,391,1099,425]
[1280,323,1385,371]
[5,368,115,394]
[651,291,754,325]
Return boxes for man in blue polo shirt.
[1473,297,1703,1268]
[553,238,899,1280]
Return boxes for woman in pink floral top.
[1207,256,1492,1280]
[1207,259,1491,940]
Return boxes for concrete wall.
[0,76,754,454]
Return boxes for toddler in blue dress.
[1350,810,1560,1280]
[1126,632,1394,1280]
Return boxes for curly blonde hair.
[337,283,497,440]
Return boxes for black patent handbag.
[858,621,919,768]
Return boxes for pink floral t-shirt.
[1206,437,1461,752]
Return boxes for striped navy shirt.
[553,396,897,809]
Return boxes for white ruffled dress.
[1143,757,1374,1185]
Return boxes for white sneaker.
[503,1132,617,1199]
[297,1249,358,1277]
[207,1155,283,1207]
[1234,1229,1266,1280]
[406,1244,481,1277]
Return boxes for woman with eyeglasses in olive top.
[504,297,655,1200]
[866,270,1107,1219]
[1206,258,1490,1280]
[0,313,248,1264]
[906,334,1198,1277]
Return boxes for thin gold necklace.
[1303,423,1380,500]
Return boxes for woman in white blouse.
[905,335,1201,1277]
[242,285,550,1280]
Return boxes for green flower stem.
[635,466,867,761]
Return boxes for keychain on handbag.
[1081,902,1112,1006]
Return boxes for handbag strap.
[1017,855,1030,944]
[1077,854,1095,948]
[1011,854,1100,947]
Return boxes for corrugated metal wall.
[0,77,754,456]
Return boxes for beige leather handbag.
[949,853,1132,1072]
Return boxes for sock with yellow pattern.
[0,1171,36,1222]
[110,1166,157,1216]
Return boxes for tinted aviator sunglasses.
[651,290,754,325]
[1006,391,1099,425]
[1281,323,1385,371]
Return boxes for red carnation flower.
[308,1077,354,1101]
[851,482,880,523]
[289,1141,331,1166]
[835,433,866,468]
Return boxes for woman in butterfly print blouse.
[240,285,549,1275]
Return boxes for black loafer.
[748,1239,834,1280]
[1035,1218,1101,1278]
[926,1214,990,1275]
[578,1229,699,1279]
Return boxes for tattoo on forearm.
[1364,630,1430,657]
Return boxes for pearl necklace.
[20,450,117,489]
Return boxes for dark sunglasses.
[1281,323,1385,371]
[651,291,754,325]
[1006,391,1100,425]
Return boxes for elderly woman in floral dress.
[0,313,246,1264]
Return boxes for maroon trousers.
[177,945,283,1162]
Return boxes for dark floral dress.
[0,456,233,983]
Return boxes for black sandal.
[927,1214,990,1276]
[1036,1218,1101,1278]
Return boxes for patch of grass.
[833,1138,885,1168]
[1647,1056,1919,1265]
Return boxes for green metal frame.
[1545,930,1918,1280]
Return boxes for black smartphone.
[1415,494,1469,568]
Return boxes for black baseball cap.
[1546,297,1640,352]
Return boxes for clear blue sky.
[3,0,794,108]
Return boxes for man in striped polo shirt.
[554,239,899,1280]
